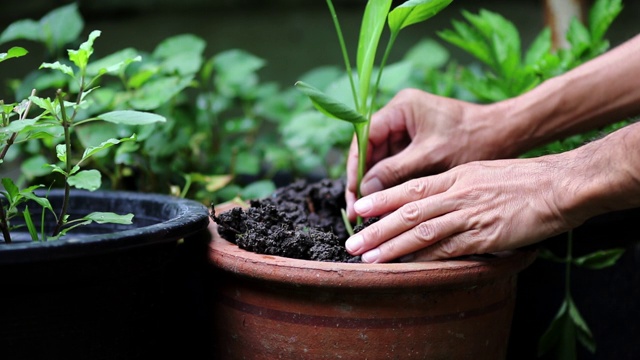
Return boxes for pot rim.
[0,189,209,264]
[208,218,538,289]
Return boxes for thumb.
[359,145,426,196]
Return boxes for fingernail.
[361,248,380,263]
[345,234,363,253]
[360,177,383,195]
[353,197,373,214]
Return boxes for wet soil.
[212,178,376,263]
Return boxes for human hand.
[345,89,518,219]
[345,155,582,263]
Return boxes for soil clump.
[212,178,376,263]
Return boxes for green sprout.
[295,0,453,227]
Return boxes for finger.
[359,210,467,263]
[346,190,455,256]
[354,177,452,218]
[360,144,432,196]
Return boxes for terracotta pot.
[207,205,538,360]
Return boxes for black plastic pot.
[0,190,210,360]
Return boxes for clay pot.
[207,206,537,360]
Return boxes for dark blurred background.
[1,0,638,94]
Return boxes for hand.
[345,155,582,263]
[345,89,518,219]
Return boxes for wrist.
[553,123,640,225]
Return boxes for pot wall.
[208,219,537,360]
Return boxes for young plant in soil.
[214,0,452,262]
[0,31,166,243]
[296,0,451,227]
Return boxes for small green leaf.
[357,0,393,109]
[84,212,133,225]
[55,144,66,162]
[1,178,20,203]
[573,248,625,269]
[0,46,28,63]
[80,135,136,162]
[295,81,368,124]
[40,61,75,77]
[68,30,101,71]
[537,247,566,263]
[389,0,452,33]
[67,169,101,191]
[589,0,623,43]
[22,206,39,241]
[97,110,166,125]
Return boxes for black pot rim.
[0,190,209,264]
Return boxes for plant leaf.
[84,212,133,225]
[80,135,137,162]
[67,169,101,191]
[0,46,28,63]
[389,0,452,33]
[40,61,75,77]
[357,0,393,110]
[573,248,625,269]
[295,81,367,123]
[68,30,101,71]
[97,110,166,125]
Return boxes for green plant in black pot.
[0,8,210,358]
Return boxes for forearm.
[499,35,640,155]
[556,121,640,225]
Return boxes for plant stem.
[565,230,573,299]
[0,90,37,161]
[326,0,360,111]
[0,203,12,243]
[52,90,72,237]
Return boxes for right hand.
[346,89,515,219]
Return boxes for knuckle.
[399,202,422,224]
[413,222,436,245]
[404,179,427,198]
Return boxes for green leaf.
[566,18,591,58]
[537,247,566,263]
[294,81,368,124]
[0,46,28,63]
[524,28,552,67]
[22,191,53,212]
[80,135,137,162]
[55,144,67,162]
[240,180,276,200]
[357,0,393,109]
[1,178,20,203]
[97,110,166,125]
[573,248,625,269]
[68,30,101,71]
[39,3,84,53]
[86,48,141,77]
[22,206,39,241]
[40,61,75,78]
[568,296,596,354]
[538,299,576,359]
[153,34,206,59]
[589,0,623,44]
[389,0,452,33]
[84,212,133,225]
[0,20,41,44]
[67,169,101,191]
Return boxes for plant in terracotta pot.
[0,8,210,359]
[209,1,537,359]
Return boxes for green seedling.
[0,30,165,243]
[295,0,452,227]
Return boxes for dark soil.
[212,178,376,263]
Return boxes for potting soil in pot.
[213,179,377,263]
